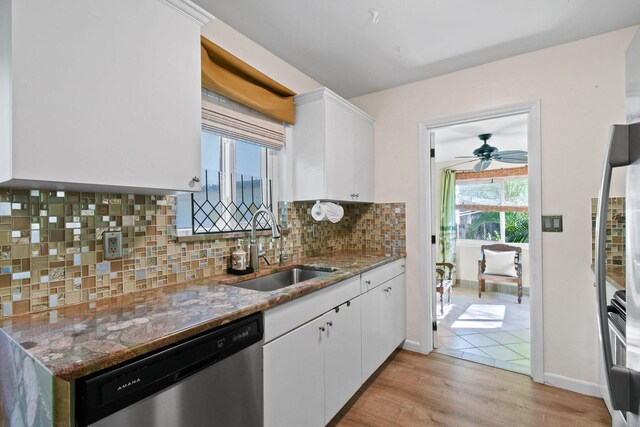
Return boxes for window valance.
[200,36,296,124]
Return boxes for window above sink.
[176,90,283,236]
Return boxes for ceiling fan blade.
[496,155,528,161]
[495,157,528,164]
[454,156,479,159]
[494,154,527,160]
[473,159,491,172]
[494,150,527,156]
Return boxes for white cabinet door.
[361,284,388,381]
[291,99,327,201]
[291,88,374,203]
[361,273,406,382]
[352,115,374,203]
[388,274,407,352]
[323,297,362,422]
[264,316,326,427]
[2,0,206,193]
[324,98,355,201]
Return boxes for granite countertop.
[591,264,626,290]
[603,265,626,289]
[0,251,403,382]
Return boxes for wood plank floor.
[329,350,610,427]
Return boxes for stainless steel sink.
[231,268,335,292]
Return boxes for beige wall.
[201,20,321,94]
[351,26,636,386]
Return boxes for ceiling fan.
[456,133,528,172]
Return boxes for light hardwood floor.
[329,350,610,427]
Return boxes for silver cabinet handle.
[319,326,326,332]
[356,193,359,198]
[192,175,201,183]
[401,264,405,268]
[327,321,333,327]
[364,280,371,285]
[384,287,390,293]
[595,123,639,413]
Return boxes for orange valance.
[200,36,296,124]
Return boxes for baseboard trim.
[401,339,422,353]
[543,373,601,397]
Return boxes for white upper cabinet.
[0,0,213,194]
[292,87,374,203]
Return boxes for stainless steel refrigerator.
[596,27,640,427]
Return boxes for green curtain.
[439,169,457,267]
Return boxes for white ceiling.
[434,114,528,164]
[194,0,640,98]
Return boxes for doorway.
[417,102,543,382]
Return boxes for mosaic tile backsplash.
[591,197,625,266]
[0,188,405,317]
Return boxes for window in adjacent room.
[455,176,529,243]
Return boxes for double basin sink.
[230,267,336,292]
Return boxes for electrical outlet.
[104,231,122,259]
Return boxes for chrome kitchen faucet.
[249,208,281,272]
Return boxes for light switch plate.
[542,215,563,232]
[104,231,122,259]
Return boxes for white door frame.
[417,101,543,383]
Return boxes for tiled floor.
[434,286,531,375]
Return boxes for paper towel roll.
[311,202,327,221]
[325,203,344,223]
[311,201,344,223]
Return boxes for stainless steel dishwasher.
[75,312,263,427]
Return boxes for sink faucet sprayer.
[250,207,281,272]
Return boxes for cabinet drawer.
[264,276,360,343]
[361,259,405,292]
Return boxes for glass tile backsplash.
[591,197,625,266]
[0,188,405,317]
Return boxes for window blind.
[201,89,285,150]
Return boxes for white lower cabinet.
[263,260,406,427]
[323,298,362,422]
[390,274,407,353]
[361,281,387,380]
[264,315,326,427]
[264,297,361,427]
[362,273,406,381]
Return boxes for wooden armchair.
[435,262,454,314]
[478,244,523,303]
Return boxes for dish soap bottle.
[232,240,247,271]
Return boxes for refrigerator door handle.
[596,124,640,413]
